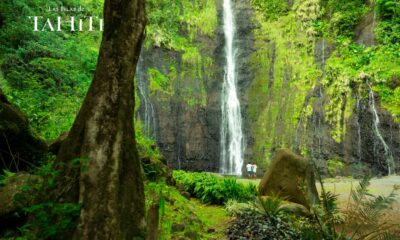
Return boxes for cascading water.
[317,37,326,161]
[355,94,362,163]
[136,50,156,139]
[367,82,395,175]
[372,0,376,31]
[220,0,244,176]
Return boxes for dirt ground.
[318,176,400,205]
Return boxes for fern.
[254,193,284,217]
[343,176,399,240]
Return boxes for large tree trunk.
[54,0,147,239]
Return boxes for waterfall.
[372,0,376,30]
[318,37,326,162]
[356,94,362,163]
[136,50,156,139]
[220,0,244,176]
[367,82,395,175]
[322,37,326,68]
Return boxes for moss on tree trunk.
[54,0,147,239]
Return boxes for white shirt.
[246,164,252,171]
[253,165,257,172]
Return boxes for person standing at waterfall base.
[252,164,258,179]
[246,163,252,178]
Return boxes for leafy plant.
[173,171,257,204]
[224,199,252,216]
[341,177,399,239]
[311,171,399,240]
[327,158,345,176]
[254,193,284,218]
[19,202,81,240]
[250,0,289,20]
[9,158,85,239]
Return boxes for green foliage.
[376,0,400,45]
[254,194,284,218]
[250,0,289,20]
[0,169,16,187]
[145,181,228,239]
[248,1,322,161]
[19,202,81,240]
[148,68,171,94]
[145,0,217,49]
[295,0,322,39]
[309,175,399,240]
[224,199,252,216]
[0,0,102,140]
[173,171,257,204]
[327,158,345,176]
[342,176,399,239]
[321,0,368,38]
[377,0,400,19]
[144,0,215,108]
[135,122,168,181]
[6,157,83,239]
[374,84,400,121]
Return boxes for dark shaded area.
[227,211,300,240]
[0,88,47,172]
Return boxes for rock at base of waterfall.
[258,149,319,208]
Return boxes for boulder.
[0,88,47,172]
[278,202,310,216]
[0,172,40,217]
[259,149,319,208]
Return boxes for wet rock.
[259,149,319,208]
[354,11,376,46]
[135,0,257,173]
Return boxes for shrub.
[19,202,81,240]
[173,171,257,204]
[327,158,345,176]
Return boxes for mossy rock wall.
[137,0,400,175]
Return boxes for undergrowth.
[173,170,257,204]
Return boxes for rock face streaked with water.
[135,0,400,176]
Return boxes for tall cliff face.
[136,45,218,172]
[245,0,400,175]
[136,0,256,172]
[137,0,400,175]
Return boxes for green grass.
[190,199,231,239]
[236,178,261,186]
[145,181,231,240]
